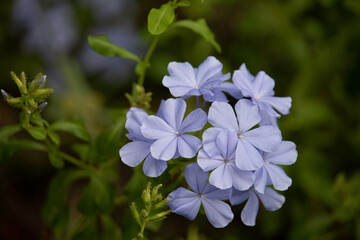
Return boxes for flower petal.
[254,167,268,193]
[235,99,261,133]
[163,61,196,97]
[202,127,223,157]
[141,115,175,140]
[261,96,292,115]
[252,71,275,99]
[180,108,207,133]
[177,134,202,158]
[125,108,149,139]
[235,139,263,171]
[241,190,259,226]
[232,64,255,98]
[208,101,239,131]
[185,163,208,193]
[202,198,234,228]
[119,141,151,167]
[264,141,297,165]
[243,126,282,152]
[197,148,223,171]
[219,82,243,99]
[215,129,237,159]
[161,98,186,130]
[150,135,178,161]
[230,164,255,191]
[203,184,232,200]
[167,187,201,220]
[209,165,233,190]
[256,187,285,211]
[230,189,250,205]
[264,164,292,191]
[143,155,167,177]
[196,56,224,86]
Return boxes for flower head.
[141,98,207,161]
[162,56,230,102]
[167,163,234,228]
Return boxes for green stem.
[138,36,160,86]
[58,151,99,174]
[138,219,148,239]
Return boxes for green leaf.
[30,112,49,127]
[49,119,91,142]
[147,2,176,35]
[71,143,90,161]
[25,125,47,140]
[101,216,122,240]
[73,217,97,240]
[0,140,46,163]
[94,111,126,162]
[77,175,115,215]
[48,130,60,145]
[172,18,221,52]
[48,148,64,169]
[88,35,140,61]
[0,125,21,141]
[176,0,191,7]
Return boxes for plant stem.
[58,151,99,174]
[138,36,160,86]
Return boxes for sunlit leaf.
[148,2,176,35]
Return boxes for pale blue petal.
[254,167,268,194]
[185,163,208,193]
[235,139,263,171]
[264,164,292,191]
[243,126,282,152]
[197,148,223,171]
[156,100,166,119]
[208,101,239,131]
[125,108,149,139]
[167,187,201,220]
[162,98,186,130]
[150,135,177,161]
[141,116,175,139]
[241,190,259,226]
[209,165,233,190]
[235,99,261,133]
[256,187,285,211]
[232,64,255,98]
[264,141,297,165]
[203,184,232,200]
[119,141,151,167]
[259,109,278,126]
[215,129,237,159]
[163,61,196,97]
[230,165,255,191]
[196,56,223,86]
[202,127,223,157]
[259,101,280,118]
[203,88,228,102]
[219,82,243,99]
[202,198,234,228]
[180,108,207,133]
[261,96,292,115]
[252,71,275,99]
[177,134,202,158]
[162,81,194,97]
[143,155,167,177]
[230,189,250,205]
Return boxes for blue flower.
[141,98,207,161]
[254,141,298,193]
[162,56,230,102]
[203,99,282,171]
[231,64,292,126]
[198,129,255,190]
[119,107,167,177]
[230,187,285,226]
[167,163,234,228]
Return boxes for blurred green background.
[1,0,360,239]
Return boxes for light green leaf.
[0,140,46,162]
[49,149,64,169]
[148,2,176,35]
[176,0,191,7]
[25,125,47,140]
[48,130,60,145]
[88,35,140,61]
[49,119,91,143]
[0,125,21,141]
[172,18,221,52]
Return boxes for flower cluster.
[120,56,297,228]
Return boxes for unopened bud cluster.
[1,72,52,125]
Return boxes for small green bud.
[147,210,172,221]
[154,198,168,209]
[10,72,23,89]
[130,202,142,226]
[151,184,162,199]
[141,209,148,218]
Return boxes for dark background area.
[0,0,360,239]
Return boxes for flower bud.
[1,89,9,99]
[38,102,48,109]
[37,75,46,86]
